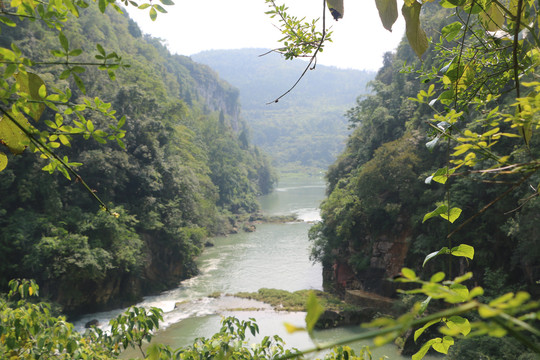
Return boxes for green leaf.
[14,72,46,121]
[284,322,305,334]
[58,134,70,146]
[96,43,106,55]
[86,120,94,132]
[412,338,439,360]
[481,3,504,31]
[118,115,126,128]
[431,167,455,185]
[414,319,439,342]
[0,111,31,154]
[0,152,7,171]
[71,66,85,74]
[63,0,80,16]
[479,304,502,318]
[447,284,469,303]
[439,90,454,105]
[519,122,532,147]
[423,204,447,223]
[441,21,462,41]
[0,16,17,27]
[38,84,47,99]
[445,0,466,6]
[452,273,472,286]
[430,272,445,283]
[73,74,86,94]
[138,3,151,9]
[68,49,83,57]
[305,291,324,334]
[149,6,157,21]
[445,316,471,336]
[326,0,344,20]
[440,207,462,223]
[58,31,69,52]
[107,70,116,81]
[375,0,398,31]
[418,296,431,315]
[423,247,450,267]
[59,69,71,80]
[432,336,454,354]
[154,4,166,13]
[5,64,17,77]
[147,344,161,360]
[401,267,417,280]
[451,244,474,260]
[99,0,106,12]
[402,1,428,57]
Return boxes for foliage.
[192,49,375,173]
[0,279,116,359]
[0,0,276,313]
[1,280,390,360]
[270,0,540,358]
[234,288,356,312]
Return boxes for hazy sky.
[126,0,406,71]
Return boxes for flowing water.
[74,176,436,359]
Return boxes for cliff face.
[179,55,241,131]
[323,219,411,299]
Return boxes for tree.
[0,0,277,313]
[0,0,174,211]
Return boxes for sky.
[126,0,406,71]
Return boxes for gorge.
[1,0,539,358]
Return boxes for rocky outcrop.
[324,219,412,299]
[179,56,241,131]
[49,232,195,316]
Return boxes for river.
[74,176,435,359]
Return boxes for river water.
[74,177,434,359]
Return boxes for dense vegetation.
[307,1,540,358]
[0,3,276,314]
[192,49,375,173]
[1,0,539,357]
[311,3,539,295]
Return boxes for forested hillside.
[309,3,539,356]
[0,4,276,314]
[192,49,375,172]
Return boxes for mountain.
[192,49,376,173]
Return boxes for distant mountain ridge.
[192,49,376,172]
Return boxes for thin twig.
[266,0,328,104]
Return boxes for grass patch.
[259,214,300,223]
[233,288,357,312]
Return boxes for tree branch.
[266,0,328,104]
